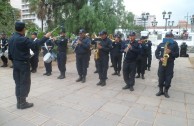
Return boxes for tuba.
[162,42,169,67]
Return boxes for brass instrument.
[109,34,115,42]
[162,42,169,67]
[94,41,101,60]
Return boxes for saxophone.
[94,41,100,60]
[162,42,169,67]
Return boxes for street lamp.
[162,11,172,31]
[191,15,194,32]
[151,18,158,34]
[168,21,174,30]
[141,12,150,30]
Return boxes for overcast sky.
[124,0,194,26]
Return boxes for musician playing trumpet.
[72,29,91,83]
[155,32,179,98]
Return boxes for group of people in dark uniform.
[1,21,180,110]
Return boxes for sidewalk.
[0,54,194,126]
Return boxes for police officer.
[96,30,112,86]
[180,42,188,57]
[0,33,8,67]
[42,36,54,76]
[30,32,40,73]
[136,36,148,79]
[155,32,179,98]
[111,34,123,76]
[72,29,91,83]
[54,30,68,79]
[122,32,139,91]
[145,37,152,71]
[8,21,51,109]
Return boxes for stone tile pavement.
[0,53,194,126]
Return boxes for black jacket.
[111,41,122,56]
[55,36,68,53]
[124,40,139,63]
[8,32,48,61]
[99,37,112,57]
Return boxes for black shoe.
[122,85,130,90]
[117,72,121,76]
[136,75,140,78]
[148,67,150,71]
[129,86,134,91]
[110,65,113,67]
[142,75,145,79]
[94,70,98,73]
[46,73,51,76]
[18,97,33,109]
[112,72,118,75]
[82,77,86,83]
[164,89,170,98]
[96,80,102,86]
[10,65,13,68]
[101,81,106,86]
[43,72,48,75]
[156,87,164,96]
[1,64,7,67]
[76,77,82,82]
[31,69,37,73]
[57,75,65,79]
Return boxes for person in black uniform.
[145,37,152,71]
[111,34,123,76]
[30,32,40,73]
[136,36,148,79]
[155,32,179,98]
[96,30,112,86]
[0,33,8,67]
[72,29,91,83]
[54,30,68,79]
[122,32,139,91]
[42,36,54,76]
[8,21,51,109]
[180,42,188,57]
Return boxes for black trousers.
[1,55,8,64]
[113,54,122,72]
[57,52,66,74]
[123,61,136,87]
[136,55,147,75]
[97,55,109,81]
[30,54,39,71]
[94,59,98,71]
[146,53,152,68]
[158,61,174,89]
[76,54,88,77]
[13,60,31,97]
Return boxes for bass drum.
[30,49,34,58]
[43,52,52,63]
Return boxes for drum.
[43,52,52,63]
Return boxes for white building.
[10,0,42,28]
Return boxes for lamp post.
[168,21,174,30]
[151,18,158,34]
[141,12,150,30]
[162,11,172,31]
[191,15,194,32]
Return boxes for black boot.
[101,80,106,86]
[76,76,82,82]
[46,72,52,76]
[117,71,121,76]
[164,88,170,98]
[156,87,164,96]
[122,85,130,90]
[58,72,65,79]
[112,71,118,75]
[141,74,145,79]
[129,86,134,91]
[136,74,140,78]
[148,67,150,71]
[94,70,98,73]
[96,80,102,86]
[82,76,86,83]
[16,97,20,109]
[1,63,7,67]
[19,97,34,109]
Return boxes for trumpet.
[72,37,81,52]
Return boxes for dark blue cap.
[99,30,107,35]
[31,32,37,36]
[79,29,86,34]
[129,32,136,36]
[114,34,121,38]
[15,21,26,32]
[165,32,173,37]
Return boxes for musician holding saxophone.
[155,32,179,98]
[72,29,91,83]
[122,32,139,91]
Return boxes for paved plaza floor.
[0,54,194,126]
